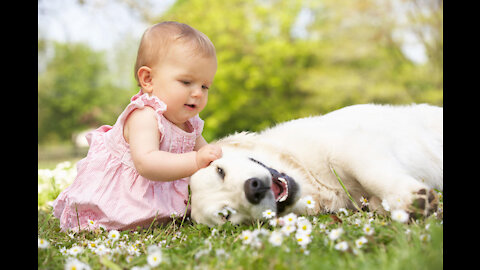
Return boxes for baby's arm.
[125,107,199,182]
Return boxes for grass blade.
[330,165,363,212]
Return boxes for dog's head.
[189,152,300,227]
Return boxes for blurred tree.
[38,43,131,143]
[160,0,317,141]
[156,0,442,141]
[38,0,442,144]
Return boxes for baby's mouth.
[184,104,196,109]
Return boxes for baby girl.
[52,21,222,231]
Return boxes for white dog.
[189,104,443,227]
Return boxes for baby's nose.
[191,87,204,97]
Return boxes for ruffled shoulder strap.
[128,90,167,115]
[115,90,168,138]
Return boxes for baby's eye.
[181,80,191,85]
[202,85,210,90]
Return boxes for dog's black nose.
[244,178,269,204]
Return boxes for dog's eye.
[217,166,225,179]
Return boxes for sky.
[38,0,175,51]
[37,0,427,64]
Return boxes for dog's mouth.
[249,158,298,213]
[271,175,288,202]
[272,171,298,213]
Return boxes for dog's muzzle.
[247,158,299,213]
[244,177,270,204]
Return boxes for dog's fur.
[189,104,443,227]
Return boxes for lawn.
[38,161,443,270]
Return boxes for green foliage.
[38,0,443,144]
[160,0,443,141]
[38,43,133,143]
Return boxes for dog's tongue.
[271,180,281,196]
[271,176,288,202]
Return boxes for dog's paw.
[407,188,439,219]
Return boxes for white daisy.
[87,219,96,227]
[363,224,374,235]
[283,213,297,225]
[38,238,49,249]
[262,209,276,219]
[334,241,349,251]
[108,230,120,241]
[281,223,296,236]
[240,230,254,245]
[420,234,431,242]
[353,218,362,227]
[391,209,409,223]
[355,236,368,248]
[381,199,390,212]
[268,218,278,227]
[86,240,99,249]
[127,245,141,256]
[94,244,110,256]
[59,247,68,256]
[64,258,90,270]
[68,245,84,256]
[360,196,369,207]
[328,228,344,241]
[301,195,316,209]
[147,251,162,267]
[268,231,283,246]
[295,231,312,247]
[296,219,312,235]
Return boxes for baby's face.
[150,44,217,129]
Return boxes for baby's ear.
[137,66,154,93]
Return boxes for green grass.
[38,162,443,269]
[38,206,442,269]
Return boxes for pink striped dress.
[52,90,204,231]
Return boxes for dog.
[189,104,443,227]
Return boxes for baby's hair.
[134,21,216,86]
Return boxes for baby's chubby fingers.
[195,144,223,169]
[210,144,223,159]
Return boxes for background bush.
[38,0,442,144]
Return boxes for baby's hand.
[196,144,223,169]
